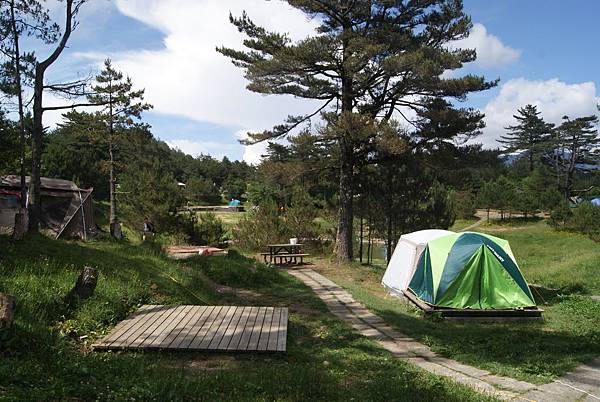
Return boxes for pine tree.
[554,115,600,198]
[218,0,494,261]
[87,59,152,236]
[498,104,554,172]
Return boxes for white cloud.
[233,130,269,165]
[166,139,239,160]
[480,78,600,147]
[449,23,520,69]
[101,0,321,159]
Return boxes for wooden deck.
[93,305,288,352]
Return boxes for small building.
[0,175,95,240]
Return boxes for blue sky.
[37,0,600,163]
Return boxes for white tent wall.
[381,229,455,296]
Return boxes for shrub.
[233,200,286,251]
[284,190,318,240]
[550,201,600,242]
[174,211,226,246]
[567,202,600,235]
[451,190,476,219]
[195,212,226,246]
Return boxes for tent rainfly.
[381,229,455,297]
[383,230,539,313]
[0,175,95,240]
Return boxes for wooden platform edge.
[404,289,544,320]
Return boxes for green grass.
[482,219,600,294]
[313,219,600,384]
[450,217,479,231]
[0,234,493,401]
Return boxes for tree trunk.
[333,26,355,262]
[359,215,363,263]
[366,221,372,265]
[109,141,117,224]
[334,141,354,261]
[28,0,75,233]
[9,0,27,211]
[28,64,44,233]
[0,293,16,329]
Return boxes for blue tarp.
[228,199,241,207]
[591,198,600,207]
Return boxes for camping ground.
[0,234,493,401]
[1,216,599,399]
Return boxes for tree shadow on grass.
[371,301,600,383]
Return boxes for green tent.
[408,232,536,310]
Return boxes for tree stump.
[70,267,99,301]
[0,293,16,329]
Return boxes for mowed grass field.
[0,234,493,401]
[313,219,600,384]
[483,219,600,294]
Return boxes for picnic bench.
[261,243,310,265]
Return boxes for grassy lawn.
[482,219,600,295]
[450,217,480,231]
[313,219,600,384]
[0,235,493,401]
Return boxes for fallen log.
[0,293,16,329]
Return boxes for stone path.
[286,268,600,401]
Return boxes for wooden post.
[69,266,98,301]
[0,293,16,329]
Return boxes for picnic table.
[261,243,310,265]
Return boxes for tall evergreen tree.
[498,104,554,173]
[218,0,494,260]
[87,59,152,236]
[554,115,600,198]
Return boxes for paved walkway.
[286,268,600,401]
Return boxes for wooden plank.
[246,307,267,351]
[128,306,180,348]
[226,307,252,350]
[217,306,246,350]
[173,306,217,349]
[94,305,289,352]
[160,305,207,348]
[94,305,155,346]
[110,305,172,348]
[267,308,281,351]
[276,308,288,352]
[257,307,275,351]
[145,305,193,349]
[185,306,227,350]
[235,307,260,351]
[205,306,238,349]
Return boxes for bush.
[451,190,476,219]
[567,202,600,234]
[233,200,286,251]
[175,211,226,246]
[550,202,600,241]
[233,191,325,251]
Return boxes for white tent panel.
[381,229,455,296]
